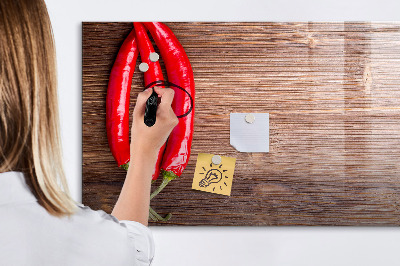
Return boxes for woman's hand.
[112,86,178,225]
[130,86,178,162]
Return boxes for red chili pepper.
[143,22,195,192]
[134,22,166,180]
[106,29,138,170]
[106,23,195,221]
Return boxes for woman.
[0,0,178,265]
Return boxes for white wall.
[45,0,400,265]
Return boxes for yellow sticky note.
[192,153,236,196]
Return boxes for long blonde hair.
[0,0,76,216]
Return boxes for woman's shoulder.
[74,203,120,224]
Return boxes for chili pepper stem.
[149,206,171,222]
[148,209,158,221]
[120,162,130,171]
[149,178,170,200]
[150,170,178,200]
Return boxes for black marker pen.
[144,88,158,127]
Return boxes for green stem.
[120,162,130,171]
[148,209,158,221]
[147,170,179,222]
[150,170,179,200]
[149,206,172,222]
[150,177,171,200]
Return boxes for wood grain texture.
[82,22,400,226]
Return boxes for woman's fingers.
[154,87,178,125]
[133,88,153,118]
[154,86,175,106]
[133,86,178,128]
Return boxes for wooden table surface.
[82,22,400,226]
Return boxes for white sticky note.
[230,113,269,152]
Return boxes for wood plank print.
[82,22,400,226]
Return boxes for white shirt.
[0,171,155,266]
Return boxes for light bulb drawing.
[198,163,229,191]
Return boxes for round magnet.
[212,155,222,165]
[245,113,255,124]
[139,62,149,72]
[149,52,159,62]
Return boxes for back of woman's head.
[0,0,76,216]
